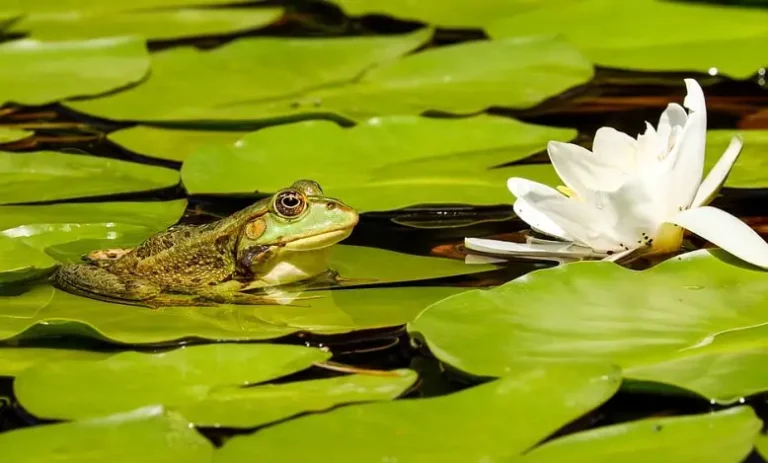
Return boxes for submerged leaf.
[518,407,761,463]
[66,29,432,121]
[0,406,213,463]
[9,8,283,42]
[181,115,568,211]
[409,249,768,402]
[0,151,180,204]
[15,343,330,419]
[487,0,768,78]
[0,36,149,105]
[215,363,621,463]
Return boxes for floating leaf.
[109,126,247,162]
[1,0,240,14]
[707,130,768,189]
[756,431,768,461]
[15,343,329,420]
[0,347,110,377]
[487,0,768,78]
[409,249,768,402]
[0,235,56,283]
[9,8,283,42]
[179,369,417,428]
[160,35,593,124]
[518,407,761,463]
[181,115,568,211]
[0,200,187,253]
[215,363,621,463]
[0,128,32,144]
[0,36,149,106]
[0,406,213,463]
[0,284,462,344]
[0,151,180,204]
[333,0,581,28]
[65,29,432,121]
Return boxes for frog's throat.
[282,228,353,251]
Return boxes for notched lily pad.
[0,36,150,106]
[409,249,768,402]
[109,126,247,162]
[0,151,180,204]
[215,363,621,463]
[181,115,571,211]
[14,343,330,420]
[0,405,213,463]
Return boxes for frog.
[51,180,359,308]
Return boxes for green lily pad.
[333,0,582,28]
[65,29,431,122]
[756,431,768,461]
[160,35,593,124]
[181,115,570,211]
[0,128,32,144]
[0,151,180,204]
[215,363,621,463]
[179,369,417,428]
[0,284,463,344]
[0,235,57,283]
[1,0,241,14]
[109,126,247,162]
[0,36,149,106]
[409,249,768,402]
[15,343,330,420]
[519,407,761,463]
[10,8,283,42]
[487,0,768,79]
[0,405,213,463]
[0,347,111,377]
[707,130,768,189]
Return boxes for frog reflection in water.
[52,180,359,308]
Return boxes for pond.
[2,0,768,461]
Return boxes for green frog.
[51,180,359,308]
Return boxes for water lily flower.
[466,79,768,268]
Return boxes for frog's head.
[238,180,358,255]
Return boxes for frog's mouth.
[282,227,354,251]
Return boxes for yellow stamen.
[557,185,578,199]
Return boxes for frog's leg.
[52,264,162,305]
[189,280,322,306]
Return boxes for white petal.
[691,135,743,208]
[546,141,625,194]
[658,103,687,132]
[464,237,603,259]
[664,79,708,212]
[513,197,574,241]
[667,206,768,269]
[635,122,661,169]
[591,127,636,173]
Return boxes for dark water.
[2,2,768,456]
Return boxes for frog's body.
[52,180,358,308]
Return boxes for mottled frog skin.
[51,180,358,308]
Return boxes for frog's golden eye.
[273,189,306,218]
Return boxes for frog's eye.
[273,189,306,218]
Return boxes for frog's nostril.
[326,202,337,210]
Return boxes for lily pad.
[0,151,180,204]
[10,8,283,42]
[0,347,110,377]
[409,249,768,402]
[179,369,417,428]
[15,343,330,420]
[333,0,581,28]
[65,29,432,122]
[0,128,32,144]
[215,363,621,463]
[160,35,593,124]
[0,235,56,283]
[0,200,186,252]
[109,126,247,162]
[181,115,570,211]
[519,407,761,463]
[0,36,150,106]
[707,130,768,189]
[0,405,213,463]
[1,0,241,14]
[487,0,768,78]
[0,284,463,344]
